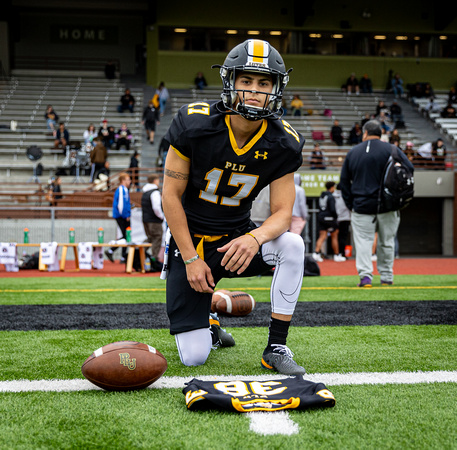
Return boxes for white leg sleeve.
[261,232,305,316]
[175,328,212,366]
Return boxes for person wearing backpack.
[339,120,414,287]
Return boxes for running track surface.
[1,257,456,278]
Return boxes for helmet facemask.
[213,40,291,121]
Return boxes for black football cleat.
[210,313,235,348]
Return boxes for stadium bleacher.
[0,75,143,180]
[1,76,456,210]
[171,86,456,170]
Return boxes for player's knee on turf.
[175,328,212,366]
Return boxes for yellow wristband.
[246,232,261,247]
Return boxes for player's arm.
[260,171,295,235]
[218,172,295,274]
[162,147,215,293]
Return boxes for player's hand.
[217,235,259,275]
[185,258,215,293]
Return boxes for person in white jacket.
[141,175,165,271]
[290,173,308,236]
[334,183,351,259]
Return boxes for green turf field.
[0,275,456,449]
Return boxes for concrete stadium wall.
[149,51,457,91]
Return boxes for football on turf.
[81,341,167,391]
[211,290,255,317]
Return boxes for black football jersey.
[183,376,335,412]
[165,101,304,235]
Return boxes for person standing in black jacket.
[312,181,346,262]
[339,120,414,287]
[142,99,161,144]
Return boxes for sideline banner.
[298,172,340,197]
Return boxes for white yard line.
[248,411,300,435]
[1,370,456,393]
[1,371,456,436]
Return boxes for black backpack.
[378,145,414,213]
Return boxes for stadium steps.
[0,74,144,179]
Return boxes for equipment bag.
[378,145,414,212]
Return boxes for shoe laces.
[271,344,294,358]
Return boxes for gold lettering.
[119,352,136,370]
[188,102,210,115]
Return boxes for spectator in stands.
[390,101,405,127]
[54,122,69,152]
[447,86,457,104]
[156,81,169,116]
[98,120,115,149]
[94,160,111,191]
[409,82,425,101]
[104,60,116,80]
[377,111,392,133]
[117,88,135,113]
[389,128,401,147]
[381,128,390,143]
[361,112,373,127]
[404,141,425,167]
[375,100,390,117]
[290,94,304,116]
[47,176,62,206]
[129,150,140,191]
[83,123,98,147]
[404,141,415,162]
[424,96,443,117]
[330,119,344,146]
[99,160,110,179]
[391,73,404,98]
[194,72,207,90]
[417,138,446,169]
[440,103,457,118]
[142,99,160,144]
[44,105,59,136]
[359,73,373,94]
[89,137,108,182]
[115,123,133,150]
[431,138,447,170]
[343,73,360,95]
[423,83,434,99]
[348,122,363,145]
[309,142,326,169]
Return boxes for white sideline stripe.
[1,370,456,393]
